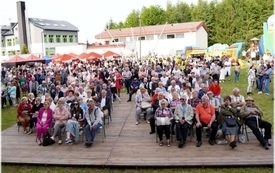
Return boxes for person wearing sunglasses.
[174,95,194,148]
[65,100,85,144]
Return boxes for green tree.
[140,5,166,26]
[106,19,119,29]
[21,44,29,54]
[124,9,140,27]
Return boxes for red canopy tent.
[24,54,43,62]
[68,52,77,57]
[57,54,73,62]
[86,52,101,61]
[2,55,26,64]
[102,51,121,59]
[52,54,60,60]
[78,53,89,59]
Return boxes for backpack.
[42,132,55,146]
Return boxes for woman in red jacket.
[115,69,123,97]
[17,97,32,133]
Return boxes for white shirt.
[100,97,106,108]
[191,68,200,76]
[167,85,180,93]
[160,76,169,86]
[79,92,88,102]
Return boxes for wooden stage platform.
[2,94,273,167]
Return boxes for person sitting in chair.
[127,78,140,102]
[195,95,218,147]
[135,86,152,125]
[174,95,194,148]
[240,96,272,150]
[84,99,103,147]
[97,90,111,123]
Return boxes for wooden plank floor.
[2,94,273,167]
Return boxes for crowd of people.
[0,55,273,150]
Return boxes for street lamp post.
[139,16,141,62]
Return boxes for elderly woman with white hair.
[154,99,173,147]
[51,97,70,144]
[135,86,152,125]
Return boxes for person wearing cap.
[174,95,194,148]
[240,96,272,150]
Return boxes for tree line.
[106,0,274,48]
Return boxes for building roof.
[29,18,79,32]
[1,23,17,36]
[94,21,208,39]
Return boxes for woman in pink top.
[36,101,53,145]
[51,97,69,144]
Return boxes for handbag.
[42,132,55,146]
[225,118,237,127]
[156,117,170,126]
[141,102,151,109]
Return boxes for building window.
[49,35,54,43]
[44,35,48,43]
[1,40,4,47]
[7,39,12,46]
[63,35,67,43]
[112,38,119,42]
[16,50,20,55]
[138,36,145,41]
[167,34,175,39]
[49,47,55,56]
[2,51,5,56]
[69,35,73,43]
[74,35,77,42]
[14,37,18,44]
[56,35,61,43]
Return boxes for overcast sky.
[1,0,203,43]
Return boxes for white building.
[1,18,79,57]
[94,21,208,57]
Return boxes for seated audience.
[65,100,84,144]
[174,95,194,148]
[150,92,166,134]
[135,86,152,125]
[17,97,32,133]
[240,96,272,150]
[97,90,111,122]
[195,95,218,147]
[85,99,103,147]
[29,97,43,134]
[219,96,239,149]
[36,101,53,145]
[51,97,70,144]
[155,99,173,147]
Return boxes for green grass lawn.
[1,66,273,172]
